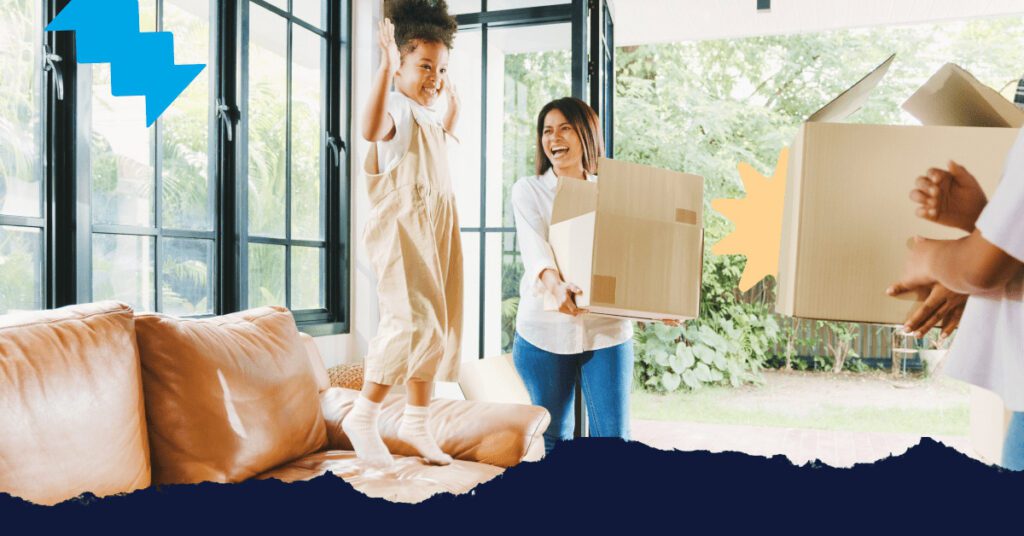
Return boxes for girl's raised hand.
[443,74,459,106]
[378,18,401,75]
[910,161,987,233]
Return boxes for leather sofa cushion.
[320,387,549,467]
[257,450,504,503]
[135,306,327,485]
[298,332,331,392]
[0,302,150,505]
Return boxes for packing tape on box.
[675,209,698,225]
[592,275,617,304]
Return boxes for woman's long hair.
[535,97,604,176]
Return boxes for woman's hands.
[378,18,401,76]
[910,161,987,232]
[540,269,586,316]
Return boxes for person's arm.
[894,233,1024,296]
[926,233,1023,294]
[442,74,459,135]
[510,182,585,316]
[361,19,400,142]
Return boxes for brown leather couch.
[0,302,549,505]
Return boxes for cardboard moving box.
[546,157,704,321]
[776,56,1024,325]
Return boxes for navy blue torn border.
[2,438,1021,531]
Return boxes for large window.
[453,0,611,359]
[82,0,214,315]
[0,0,351,333]
[0,0,45,314]
[244,0,329,316]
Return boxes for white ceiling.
[615,0,1024,46]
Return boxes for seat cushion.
[0,302,150,505]
[135,306,327,485]
[257,450,504,503]
[320,387,549,467]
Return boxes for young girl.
[342,0,462,468]
[888,135,1024,469]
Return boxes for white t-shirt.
[510,169,634,355]
[944,129,1024,410]
[376,91,444,174]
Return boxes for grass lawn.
[631,370,970,437]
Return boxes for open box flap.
[902,63,1024,128]
[550,176,598,225]
[595,157,703,225]
[807,54,895,124]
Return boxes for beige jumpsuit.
[362,117,463,385]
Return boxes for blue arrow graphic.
[47,0,206,126]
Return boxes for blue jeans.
[512,332,633,454]
[1003,412,1024,470]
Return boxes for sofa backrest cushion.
[0,301,151,505]
[298,332,331,392]
[134,306,327,485]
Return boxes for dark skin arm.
[890,233,1023,297]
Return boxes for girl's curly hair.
[384,0,458,53]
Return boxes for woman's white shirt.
[945,129,1024,411]
[376,91,444,174]
[510,169,634,355]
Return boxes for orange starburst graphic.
[710,148,789,292]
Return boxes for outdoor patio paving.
[627,369,985,468]
[631,419,978,468]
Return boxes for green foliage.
[619,18,1024,387]
[634,254,780,392]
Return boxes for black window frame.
[236,0,351,335]
[25,0,352,336]
[0,0,53,314]
[454,0,612,361]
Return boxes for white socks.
[341,396,394,468]
[398,404,453,466]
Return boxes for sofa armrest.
[319,388,550,467]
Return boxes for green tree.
[619,17,1024,390]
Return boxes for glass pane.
[161,0,212,232]
[489,23,572,228]
[448,0,481,15]
[248,242,285,307]
[88,1,156,227]
[447,29,482,228]
[459,231,481,360]
[161,238,214,316]
[484,232,511,357]
[488,0,569,10]
[497,232,523,354]
[248,5,288,238]
[293,0,323,29]
[92,234,156,311]
[291,28,324,241]
[291,246,324,310]
[0,226,42,314]
[0,0,42,218]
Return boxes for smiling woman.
[510,97,636,453]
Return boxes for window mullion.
[284,17,293,310]
[47,0,83,307]
[154,0,164,313]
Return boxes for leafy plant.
[817,320,860,373]
[634,254,780,393]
